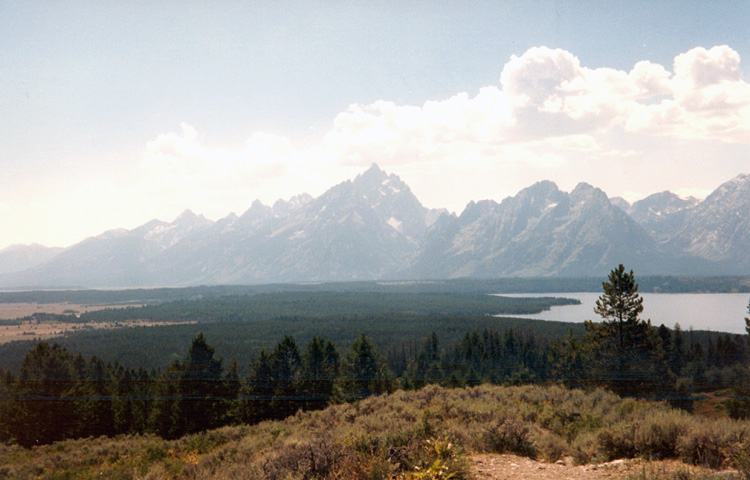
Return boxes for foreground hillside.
[2,384,748,479]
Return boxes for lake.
[498,292,750,334]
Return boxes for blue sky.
[2,1,750,248]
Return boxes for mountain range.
[2,165,750,287]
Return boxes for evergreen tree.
[670,323,686,376]
[0,368,14,443]
[11,342,81,446]
[222,358,241,424]
[148,356,181,438]
[593,264,644,348]
[549,329,588,389]
[269,335,302,419]
[729,302,750,418]
[298,337,339,411]
[111,365,141,435]
[77,357,115,438]
[132,367,152,433]
[404,332,444,389]
[174,333,224,436]
[242,350,276,423]
[585,265,665,397]
[336,334,393,402]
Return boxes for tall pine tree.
[174,333,224,436]
[585,265,665,396]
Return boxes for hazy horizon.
[2,2,749,249]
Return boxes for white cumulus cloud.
[131,44,750,218]
[627,46,750,142]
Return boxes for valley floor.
[0,315,194,344]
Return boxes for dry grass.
[0,302,195,344]
[2,384,750,479]
[0,302,142,320]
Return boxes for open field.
[0,302,167,345]
[0,319,196,345]
[0,301,144,320]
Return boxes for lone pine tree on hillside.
[594,264,644,350]
[585,264,666,396]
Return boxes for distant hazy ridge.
[2,165,750,287]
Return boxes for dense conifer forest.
[1,268,750,449]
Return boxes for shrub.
[532,430,568,462]
[677,424,727,469]
[571,431,600,465]
[481,415,536,457]
[6,384,750,479]
[731,443,750,480]
[633,411,690,460]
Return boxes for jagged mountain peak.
[242,199,268,214]
[236,200,273,229]
[123,209,214,252]
[357,162,387,181]
[708,173,750,200]
[507,180,563,210]
[314,166,435,242]
[657,173,750,267]
[218,212,238,224]
[175,208,197,220]
[519,179,559,195]
[351,163,411,199]
[97,228,130,240]
[630,191,697,216]
[173,209,212,227]
[570,182,598,195]
[728,173,750,184]
[5,167,750,287]
[610,197,630,211]
[272,193,313,215]
[460,199,499,221]
[570,182,611,206]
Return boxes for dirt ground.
[470,454,740,479]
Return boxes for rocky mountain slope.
[665,174,750,271]
[626,191,699,243]
[2,166,749,287]
[406,181,670,278]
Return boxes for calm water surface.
[498,293,750,334]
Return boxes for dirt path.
[470,454,739,479]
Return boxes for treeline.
[3,275,750,306]
[2,266,750,448]
[76,291,578,324]
[0,312,582,373]
[0,285,253,306]
[0,333,394,447]
[1,321,749,447]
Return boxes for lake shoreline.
[496,292,750,334]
